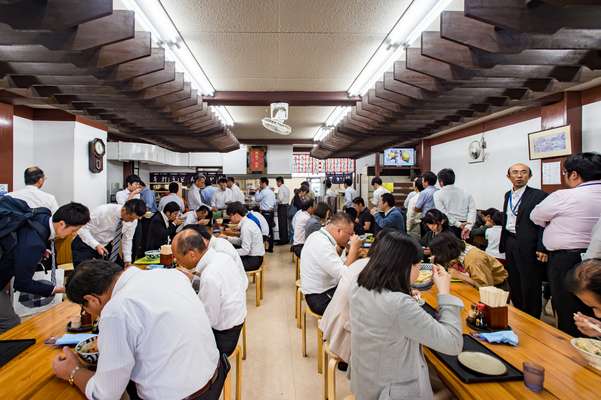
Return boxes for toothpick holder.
[483,305,509,330]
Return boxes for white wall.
[267,145,293,175]
[33,120,76,206]
[222,145,247,175]
[12,116,34,191]
[431,118,542,210]
[72,122,107,209]
[107,160,123,198]
[355,154,375,174]
[582,101,601,152]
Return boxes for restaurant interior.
[1,0,601,399]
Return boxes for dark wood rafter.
[0,0,236,152]
[313,0,601,159]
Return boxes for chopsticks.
[478,286,509,307]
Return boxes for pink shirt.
[530,180,601,251]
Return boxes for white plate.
[458,351,507,376]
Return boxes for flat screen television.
[383,148,416,167]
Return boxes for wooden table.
[422,283,601,399]
[0,301,85,399]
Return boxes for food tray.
[0,339,35,367]
[429,334,523,383]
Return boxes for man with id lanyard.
[499,163,548,319]
[531,152,601,336]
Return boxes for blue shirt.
[255,187,276,211]
[140,187,157,213]
[415,185,438,215]
[374,207,406,234]
[201,186,217,205]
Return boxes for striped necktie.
[109,221,123,263]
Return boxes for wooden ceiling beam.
[0,0,112,30]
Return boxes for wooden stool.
[241,320,247,360]
[301,299,324,374]
[246,266,264,307]
[295,280,303,329]
[324,343,342,400]
[343,396,355,400]
[222,344,242,400]
[295,256,300,281]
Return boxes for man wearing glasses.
[531,152,601,336]
[300,212,362,315]
[499,163,548,319]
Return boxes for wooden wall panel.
[0,102,14,192]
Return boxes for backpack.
[0,196,50,262]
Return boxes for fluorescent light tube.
[347,0,453,97]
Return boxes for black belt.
[506,232,517,238]
[182,364,219,400]
[550,249,586,254]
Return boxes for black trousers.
[292,244,303,258]
[277,204,289,245]
[213,323,243,357]
[127,355,230,400]
[241,255,263,271]
[305,286,337,316]
[548,249,592,337]
[261,210,275,252]
[504,235,545,318]
[71,236,122,268]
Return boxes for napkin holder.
[483,305,508,330]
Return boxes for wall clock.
[88,138,105,173]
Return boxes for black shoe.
[266,249,274,253]
[337,361,348,372]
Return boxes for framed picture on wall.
[528,125,572,160]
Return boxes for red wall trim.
[581,85,601,106]
[0,103,14,192]
[11,105,107,131]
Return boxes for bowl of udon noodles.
[571,337,601,371]
[75,335,99,366]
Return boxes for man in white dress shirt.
[188,174,206,212]
[8,166,58,213]
[254,177,277,252]
[433,168,477,240]
[249,207,270,238]
[276,176,291,245]
[71,199,146,267]
[52,259,226,400]
[371,177,389,208]
[227,177,245,203]
[292,198,315,258]
[211,177,233,210]
[223,202,265,271]
[115,174,142,205]
[173,228,247,356]
[300,212,361,315]
[158,182,185,212]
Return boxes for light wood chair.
[222,344,242,400]
[241,320,247,360]
[343,396,355,400]
[246,265,264,307]
[301,299,324,374]
[324,343,343,400]
[295,280,303,329]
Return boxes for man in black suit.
[499,163,548,318]
[141,202,181,255]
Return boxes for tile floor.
[236,245,352,400]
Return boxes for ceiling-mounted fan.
[262,102,292,136]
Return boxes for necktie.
[109,221,123,263]
[50,240,56,285]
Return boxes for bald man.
[499,163,548,318]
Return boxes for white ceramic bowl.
[75,336,99,366]
[571,338,601,371]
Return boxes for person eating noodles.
[52,259,227,400]
[140,201,182,253]
[429,232,508,288]
[349,232,462,400]
[181,205,213,229]
[568,259,601,337]
[172,228,247,356]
